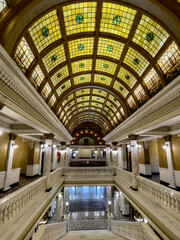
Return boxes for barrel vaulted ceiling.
[0,0,180,134]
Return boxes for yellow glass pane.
[90,106,101,112]
[63,2,97,36]
[76,88,90,97]
[69,38,94,58]
[56,80,71,96]
[120,107,125,116]
[49,94,56,107]
[77,102,89,108]
[94,74,112,86]
[51,66,69,87]
[74,74,91,85]
[134,84,145,100]
[118,67,137,88]
[100,3,136,38]
[97,38,124,60]
[72,59,92,74]
[143,68,161,94]
[64,100,75,111]
[93,89,107,97]
[108,95,120,107]
[79,107,89,112]
[116,112,122,121]
[77,96,90,103]
[157,41,180,74]
[104,106,113,115]
[92,96,104,104]
[43,45,66,73]
[91,102,103,108]
[123,47,149,76]
[127,95,136,108]
[41,82,51,99]
[62,94,74,106]
[29,10,62,53]
[132,15,169,57]
[30,65,45,89]
[106,101,117,112]
[95,59,117,75]
[14,37,35,73]
[113,81,129,97]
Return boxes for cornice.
[0,44,72,142]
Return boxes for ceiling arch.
[1,0,180,134]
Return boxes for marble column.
[65,146,70,167]
[163,135,176,189]
[95,150,98,160]
[57,192,63,222]
[114,191,120,219]
[129,135,139,190]
[106,186,112,210]
[139,142,151,176]
[106,146,111,166]
[51,147,57,171]
[117,146,122,168]
[43,133,54,191]
[3,133,17,191]
[63,187,69,215]
[120,192,130,215]
[38,143,43,175]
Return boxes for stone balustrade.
[110,220,160,240]
[137,176,180,215]
[63,166,115,176]
[0,176,46,227]
[116,167,133,185]
[50,168,63,187]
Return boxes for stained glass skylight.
[29,10,62,52]
[72,59,92,74]
[118,67,137,88]
[56,80,71,96]
[95,59,117,75]
[41,83,52,99]
[74,74,91,85]
[63,2,97,36]
[113,81,129,97]
[69,38,94,58]
[94,74,112,86]
[51,66,69,87]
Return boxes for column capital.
[163,135,172,142]
[44,133,54,140]
[60,141,66,146]
[112,142,118,146]
[9,133,17,140]
[128,134,139,140]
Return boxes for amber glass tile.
[76,88,90,97]
[69,38,94,58]
[41,82,51,99]
[133,15,169,57]
[127,95,136,108]
[51,66,69,87]
[113,81,129,97]
[143,68,161,93]
[72,59,92,74]
[63,2,97,36]
[49,94,56,107]
[56,80,71,96]
[29,10,62,53]
[108,95,121,107]
[134,84,145,100]
[30,65,45,89]
[118,67,137,88]
[94,74,112,86]
[74,74,91,85]
[100,3,136,38]
[95,59,117,75]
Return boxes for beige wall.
[77,149,92,158]
[157,138,168,168]
[149,140,159,173]
[138,142,150,164]
[34,141,40,164]
[0,132,9,172]
[171,135,180,171]
[12,137,29,174]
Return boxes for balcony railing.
[63,166,115,176]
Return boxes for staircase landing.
[59,230,127,240]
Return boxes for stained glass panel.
[118,67,137,88]
[100,3,136,38]
[127,95,136,109]
[74,74,91,85]
[69,38,94,58]
[56,80,71,96]
[95,59,117,75]
[30,65,45,89]
[41,82,51,99]
[94,74,112,86]
[77,96,90,103]
[72,59,92,74]
[93,89,107,97]
[76,88,90,97]
[51,66,69,87]
[113,81,129,97]
[63,2,97,36]
[143,68,162,95]
[14,37,35,73]
[97,38,124,60]
[29,10,62,52]
[43,45,66,73]
[133,15,169,57]
[108,95,121,107]
[123,47,149,76]
[49,94,56,107]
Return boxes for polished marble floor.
[59,230,127,240]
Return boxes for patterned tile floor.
[59,230,127,240]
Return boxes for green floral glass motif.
[108,109,110,112]
[76,14,84,24]
[80,77,84,80]
[146,32,154,42]
[103,64,109,69]
[81,97,84,100]
[101,77,105,81]
[51,55,57,62]
[120,86,123,91]
[78,44,84,50]
[95,108,97,110]
[125,75,130,80]
[57,73,62,78]
[61,85,65,89]
[42,27,49,37]
[98,90,102,93]
[113,16,121,25]
[96,103,98,105]
[82,108,84,110]
[66,97,69,100]
[133,58,139,65]
[82,103,84,105]
[79,63,84,68]
[114,98,117,101]
[111,105,113,108]
[107,45,113,52]
[81,90,85,93]
[97,98,100,100]
[68,103,71,107]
